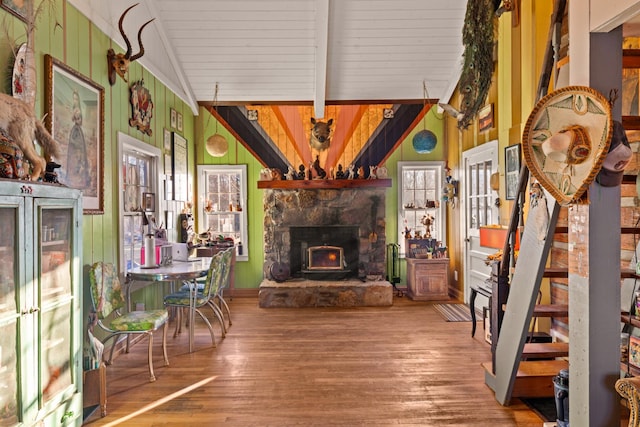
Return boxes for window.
[397,161,445,257]
[467,160,494,231]
[118,132,161,273]
[197,165,248,261]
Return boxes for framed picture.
[172,132,188,201]
[170,108,177,129]
[177,112,183,132]
[478,104,494,132]
[1,0,26,21]
[630,336,640,369]
[143,192,155,212]
[504,144,521,200]
[44,54,105,214]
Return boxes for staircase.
[482,188,570,403]
[481,0,571,405]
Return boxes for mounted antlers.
[107,3,155,86]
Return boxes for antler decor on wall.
[107,3,154,86]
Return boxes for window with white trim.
[397,161,445,257]
[197,164,248,261]
[118,132,161,273]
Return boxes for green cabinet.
[0,180,83,426]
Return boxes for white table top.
[127,257,212,282]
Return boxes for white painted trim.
[314,0,329,118]
[117,132,162,273]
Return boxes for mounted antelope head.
[107,3,155,86]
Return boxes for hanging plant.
[458,0,497,130]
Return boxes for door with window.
[462,141,499,305]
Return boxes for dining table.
[126,257,212,353]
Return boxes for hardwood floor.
[83,296,547,426]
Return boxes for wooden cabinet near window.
[406,258,450,301]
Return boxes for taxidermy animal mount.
[310,118,333,151]
[0,93,60,181]
[107,3,155,86]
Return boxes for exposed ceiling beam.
[314,0,329,119]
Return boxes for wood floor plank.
[83,297,548,426]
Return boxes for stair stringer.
[492,193,561,405]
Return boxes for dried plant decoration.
[458,0,497,130]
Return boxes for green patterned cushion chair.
[210,247,233,333]
[164,251,227,347]
[89,262,169,382]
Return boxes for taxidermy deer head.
[309,118,333,152]
[107,3,155,86]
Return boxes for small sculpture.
[368,165,377,179]
[285,166,295,180]
[346,164,356,179]
[335,164,345,179]
[44,161,61,184]
[421,214,435,238]
[357,166,365,179]
[312,155,327,179]
[297,164,306,180]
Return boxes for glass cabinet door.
[0,201,20,425]
[38,205,75,405]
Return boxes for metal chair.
[163,251,226,351]
[210,247,233,332]
[88,262,169,382]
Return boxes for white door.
[461,141,499,306]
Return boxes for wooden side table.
[406,257,450,301]
[83,363,107,417]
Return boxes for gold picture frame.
[45,54,105,214]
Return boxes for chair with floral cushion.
[88,262,169,382]
[163,251,226,351]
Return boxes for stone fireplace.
[262,187,387,281]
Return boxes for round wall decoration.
[412,129,437,154]
[521,86,613,206]
[206,133,228,157]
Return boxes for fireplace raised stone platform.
[258,279,393,308]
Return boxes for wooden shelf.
[257,179,392,189]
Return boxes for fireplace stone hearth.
[262,187,387,281]
[258,279,393,308]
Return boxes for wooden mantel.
[257,179,392,189]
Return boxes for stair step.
[543,267,568,278]
[483,360,568,398]
[522,342,569,358]
[542,267,636,279]
[533,304,568,317]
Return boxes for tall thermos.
[143,233,156,267]
[553,368,569,427]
